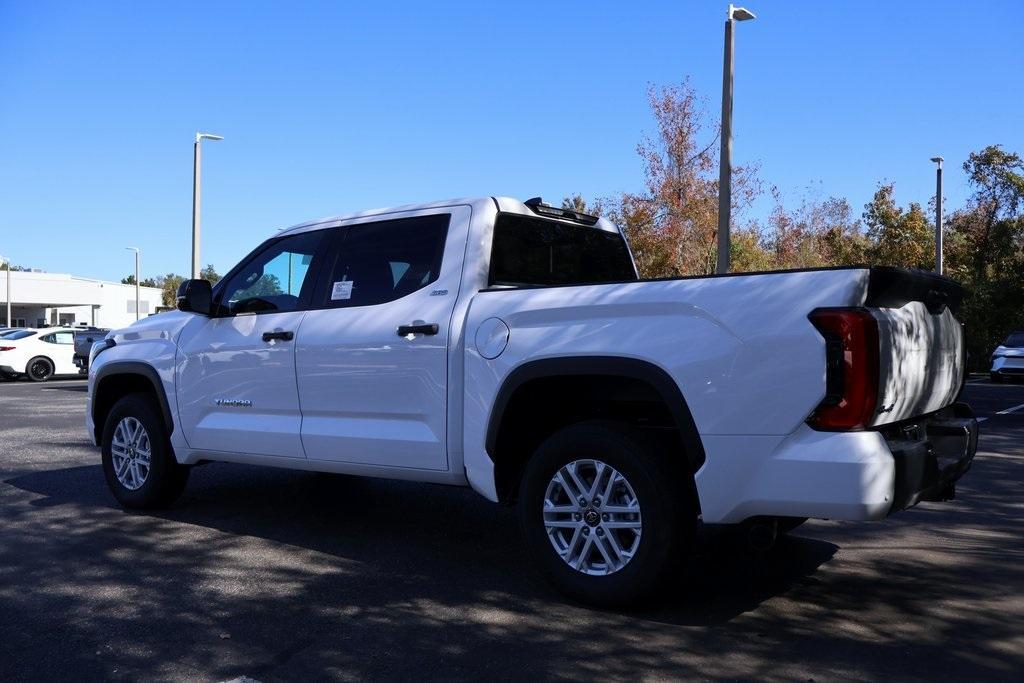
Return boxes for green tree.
[862,183,934,269]
[200,264,221,284]
[945,146,1024,365]
[160,274,186,308]
[121,275,158,287]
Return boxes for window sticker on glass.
[331,280,354,300]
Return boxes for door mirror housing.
[176,279,213,316]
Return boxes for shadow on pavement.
[2,439,1022,681]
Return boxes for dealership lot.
[1,378,1022,681]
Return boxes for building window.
[127,300,151,315]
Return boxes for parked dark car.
[73,328,110,375]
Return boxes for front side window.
[40,332,72,344]
[489,214,637,287]
[217,230,325,315]
[317,214,450,308]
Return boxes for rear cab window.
[488,213,637,287]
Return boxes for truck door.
[176,229,329,458]
[294,207,470,471]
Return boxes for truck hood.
[110,310,196,345]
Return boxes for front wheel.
[101,393,189,509]
[517,421,695,606]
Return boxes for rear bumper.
[886,402,978,513]
[0,364,17,375]
[695,403,978,524]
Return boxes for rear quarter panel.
[462,269,869,500]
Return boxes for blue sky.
[1,0,1021,282]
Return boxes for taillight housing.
[0,346,15,352]
[807,308,880,431]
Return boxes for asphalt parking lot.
[1,377,1022,682]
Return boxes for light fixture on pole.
[930,156,944,275]
[716,4,756,275]
[1,254,11,328]
[192,132,223,279]
[126,247,141,321]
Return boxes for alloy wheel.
[542,459,643,576]
[111,416,152,491]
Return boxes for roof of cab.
[274,195,620,237]
[276,197,499,236]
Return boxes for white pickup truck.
[86,196,977,605]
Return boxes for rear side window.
[43,331,74,345]
[317,214,450,308]
[489,214,636,287]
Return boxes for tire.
[517,421,696,607]
[26,356,54,382]
[990,372,1002,383]
[101,393,189,509]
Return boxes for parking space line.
[995,402,1024,415]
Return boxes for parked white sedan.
[0,328,79,381]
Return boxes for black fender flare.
[485,356,706,473]
[92,361,175,436]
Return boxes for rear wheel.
[518,421,695,606]
[26,356,54,382]
[101,393,189,509]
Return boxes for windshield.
[489,214,637,287]
[2,330,36,340]
[1003,332,1024,348]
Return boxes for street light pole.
[126,247,140,321]
[930,156,944,275]
[716,4,756,275]
[1,255,10,327]
[192,132,223,279]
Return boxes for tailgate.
[867,267,967,427]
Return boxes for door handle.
[397,323,439,336]
[262,330,294,342]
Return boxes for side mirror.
[176,279,213,315]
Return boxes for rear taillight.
[807,308,879,431]
[0,346,15,352]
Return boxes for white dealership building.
[0,270,164,330]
